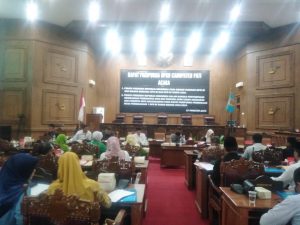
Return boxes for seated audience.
[100,137,130,161]
[55,134,70,153]
[69,124,92,142]
[32,142,53,155]
[133,128,148,146]
[260,167,300,225]
[205,129,214,144]
[211,136,240,186]
[271,141,300,191]
[170,132,185,144]
[207,136,221,151]
[243,133,267,160]
[125,133,140,146]
[90,131,106,158]
[283,136,297,160]
[47,152,111,208]
[0,153,38,225]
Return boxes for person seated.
[133,128,148,146]
[170,132,186,144]
[271,141,300,191]
[260,167,300,225]
[124,133,140,147]
[205,129,214,144]
[44,124,58,141]
[100,137,130,161]
[47,152,111,208]
[283,136,297,160]
[69,124,92,143]
[207,136,221,151]
[32,142,53,156]
[243,133,267,160]
[211,136,240,187]
[54,134,70,153]
[0,153,38,225]
[90,131,106,158]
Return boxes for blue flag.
[225,92,235,113]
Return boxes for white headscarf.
[205,129,214,144]
[92,131,103,141]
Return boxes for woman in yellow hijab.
[47,152,111,208]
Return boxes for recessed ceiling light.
[26,1,38,22]
[230,4,241,22]
[211,31,230,54]
[160,2,170,23]
[186,31,201,54]
[159,31,173,57]
[106,29,122,54]
[133,30,147,54]
[88,0,100,23]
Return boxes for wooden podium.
[86,114,103,131]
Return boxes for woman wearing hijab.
[0,153,38,225]
[100,137,130,161]
[55,134,69,153]
[205,129,215,144]
[90,131,106,158]
[47,152,111,208]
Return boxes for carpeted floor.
[143,157,209,225]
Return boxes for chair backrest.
[90,157,134,181]
[33,152,58,183]
[252,148,283,166]
[157,113,168,125]
[154,132,166,141]
[22,189,100,225]
[181,114,192,125]
[201,147,225,163]
[71,143,98,157]
[220,158,264,186]
[104,209,126,225]
[124,144,141,157]
[132,114,144,124]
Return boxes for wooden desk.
[113,184,146,225]
[149,140,164,158]
[220,187,281,225]
[184,150,199,189]
[135,160,149,184]
[161,144,200,167]
[195,162,213,219]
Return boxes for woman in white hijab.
[205,129,214,144]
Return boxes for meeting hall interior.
[1,0,300,225]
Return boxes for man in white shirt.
[243,133,267,160]
[133,128,148,146]
[69,124,92,142]
[260,166,300,225]
[271,142,300,191]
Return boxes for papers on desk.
[80,159,93,167]
[108,189,136,203]
[29,183,49,196]
[194,162,214,171]
[134,156,145,164]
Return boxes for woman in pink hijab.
[100,136,130,161]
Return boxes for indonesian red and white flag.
[78,89,85,122]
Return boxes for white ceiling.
[0,0,299,28]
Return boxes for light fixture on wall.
[88,0,100,23]
[89,79,96,87]
[235,81,244,89]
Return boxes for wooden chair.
[22,189,100,225]
[154,132,166,141]
[157,113,168,125]
[181,114,192,125]
[71,143,99,158]
[132,114,144,124]
[124,144,141,157]
[201,147,224,163]
[220,158,264,187]
[89,157,135,182]
[252,148,283,166]
[113,114,126,124]
[104,209,126,225]
[33,151,58,183]
[208,175,222,225]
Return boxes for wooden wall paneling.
[43,48,79,86]
[42,90,77,124]
[0,88,26,122]
[255,94,294,129]
[0,41,29,82]
[256,50,295,89]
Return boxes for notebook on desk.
[29,183,50,196]
[108,189,137,203]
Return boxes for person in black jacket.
[211,136,240,186]
[282,136,297,160]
